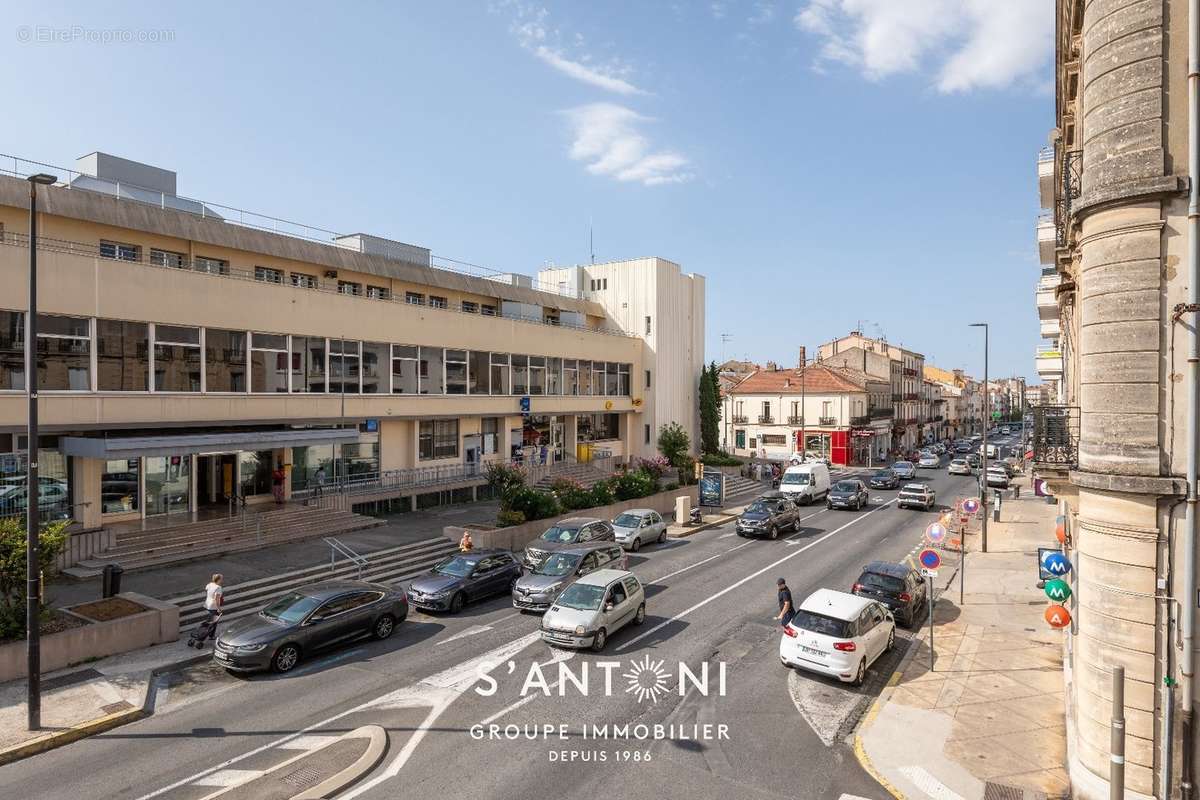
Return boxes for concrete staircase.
[172,535,459,630]
[533,462,612,491]
[63,506,384,578]
[723,473,767,499]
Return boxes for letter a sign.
[1045,604,1072,629]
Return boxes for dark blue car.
[407,549,523,614]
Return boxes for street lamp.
[969,323,989,553]
[25,172,55,730]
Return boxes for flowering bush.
[634,456,671,485]
[551,478,593,511]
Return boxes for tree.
[657,422,692,470]
[0,517,69,640]
[699,361,722,455]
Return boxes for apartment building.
[923,364,971,439]
[0,152,703,533]
[818,331,925,451]
[1036,2,1194,797]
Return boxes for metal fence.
[1031,405,1079,468]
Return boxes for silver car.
[512,542,626,612]
[540,569,646,651]
[611,508,667,551]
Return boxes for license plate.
[214,652,231,662]
[800,645,822,656]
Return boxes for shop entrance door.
[551,419,565,462]
[196,453,238,510]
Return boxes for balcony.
[891,393,903,403]
[758,415,775,424]
[1038,147,1055,210]
[1036,348,1063,380]
[904,393,918,401]
[1040,317,1061,337]
[787,416,804,426]
[1031,405,1079,469]
[903,368,918,377]
[1036,273,1061,320]
[850,415,871,427]
[869,407,894,419]
[731,415,748,424]
[1037,212,1056,265]
[818,416,837,426]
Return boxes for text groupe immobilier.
[470,722,730,742]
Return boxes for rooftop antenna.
[720,333,733,363]
[589,218,595,265]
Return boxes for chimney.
[798,346,807,367]
[783,378,791,388]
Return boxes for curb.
[0,648,211,767]
[666,513,737,539]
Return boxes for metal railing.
[0,231,638,339]
[787,416,804,425]
[869,407,894,419]
[850,415,870,427]
[757,415,775,424]
[731,415,748,424]
[324,536,369,579]
[298,462,485,501]
[1031,405,1079,468]
[818,416,837,426]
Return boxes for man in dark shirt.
[775,577,794,627]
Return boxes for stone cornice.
[1070,469,1185,497]
[1073,175,1187,220]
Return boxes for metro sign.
[1044,578,1072,602]
[1045,604,1072,629]
[1042,552,1072,577]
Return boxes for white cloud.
[564,103,692,186]
[531,46,646,96]
[794,0,1051,92]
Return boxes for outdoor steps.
[62,508,384,578]
[172,535,460,630]
[722,474,765,499]
[533,463,611,491]
[104,507,361,554]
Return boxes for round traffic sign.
[1045,604,1072,629]
[926,521,947,544]
[1042,552,1072,577]
[918,548,942,570]
[1044,578,1072,602]
[962,498,980,515]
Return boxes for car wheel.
[634,603,646,625]
[449,592,465,614]
[658,528,667,544]
[768,524,779,540]
[851,658,866,687]
[592,628,608,652]
[885,627,895,652]
[631,537,641,553]
[272,643,301,673]
[373,614,396,640]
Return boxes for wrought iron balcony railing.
[787,415,804,425]
[818,416,837,426]
[758,415,775,424]
[731,415,748,424]
[1031,405,1079,468]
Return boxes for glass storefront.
[238,450,275,497]
[0,440,72,520]
[145,455,191,515]
[101,458,139,513]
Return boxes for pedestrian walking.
[271,463,285,505]
[313,465,326,499]
[775,577,795,628]
[190,573,223,648]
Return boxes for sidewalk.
[857,476,1069,800]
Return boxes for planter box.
[0,592,179,683]
[445,486,699,553]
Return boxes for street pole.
[971,323,990,553]
[1112,666,1126,800]
[25,173,55,730]
[928,574,935,672]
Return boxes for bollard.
[1111,666,1125,800]
[1013,484,1020,500]
[675,495,690,526]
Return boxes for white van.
[778,462,831,505]
[978,443,998,459]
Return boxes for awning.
[60,428,361,460]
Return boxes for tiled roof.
[727,364,867,395]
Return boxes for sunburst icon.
[622,655,672,703]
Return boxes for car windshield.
[555,583,606,611]
[952,460,966,465]
[833,481,858,492]
[541,525,581,543]
[535,553,581,577]
[781,472,810,485]
[261,591,321,624]
[789,610,851,638]
[745,501,771,514]
[872,471,893,479]
[902,484,927,493]
[892,463,911,471]
[613,513,643,528]
[859,573,905,593]
[432,555,476,577]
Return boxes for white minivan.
[778,462,831,505]
[779,588,895,685]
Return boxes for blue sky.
[1,1,1051,379]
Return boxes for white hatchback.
[779,588,895,685]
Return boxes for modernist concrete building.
[0,151,704,534]
[1035,2,1194,797]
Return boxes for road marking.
[899,765,964,800]
[276,734,339,750]
[651,540,754,582]
[193,769,262,787]
[838,795,875,800]
[436,624,494,645]
[619,499,897,651]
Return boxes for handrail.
[324,536,369,579]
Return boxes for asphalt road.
[0,464,981,800]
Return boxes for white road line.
[276,734,339,750]
[619,500,897,651]
[650,541,754,583]
[479,679,561,726]
[899,765,965,800]
[192,769,262,787]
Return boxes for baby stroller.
[188,614,220,648]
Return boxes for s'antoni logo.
[474,658,726,703]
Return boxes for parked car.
[213,580,407,673]
[611,508,667,552]
[948,458,972,476]
[917,453,940,469]
[736,494,801,539]
[891,461,917,480]
[827,479,869,511]
[983,468,1010,489]
[540,569,646,651]
[851,561,928,628]
[512,542,626,612]
[778,462,831,505]
[779,588,895,686]
[522,518,616,570]
[408,550,523,613]
[966,453,982,469]
[897,483,936,510]
[868,469,899,490]
[954,442,973,454]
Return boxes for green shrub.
[550,478,592,511]
[701,452,743,467]
[612,469,656,501]
[587,479,615,507]
[495,509,526,528]
[508,486,561,522]
[485,462,527,511]
[664,482,679,491]
[0,517,69,641]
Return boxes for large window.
[563,359,578,396]
[250,332,289,393]
[290,336,325,393]
[420,347,444,394]
[0,311,23,390]
[96,320,148,391]
[255,266,284,284]
[238,450,275,496]
[446,349,468,395]
[153,325,201,392]
[547,357,561,395]
[205,329,247,392]
[605,362,619,396]
[528,356,545,396]
[419,419,459,460]
[618,363,630,396]
[579,360,593,395]
[101,458,139,513]
[392,345,419,394]
[195,256,229,275]
[469,351,489,394]
[578,413,620,441]
[37,315,90,390]
[150,248,185,269]
[490,353,509,395]
[144,455,190,515]
[330,339,360,394]
[362,342,388,394]
[100,240,140,262]
[511,354,529,395]
[481,417,500,455]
